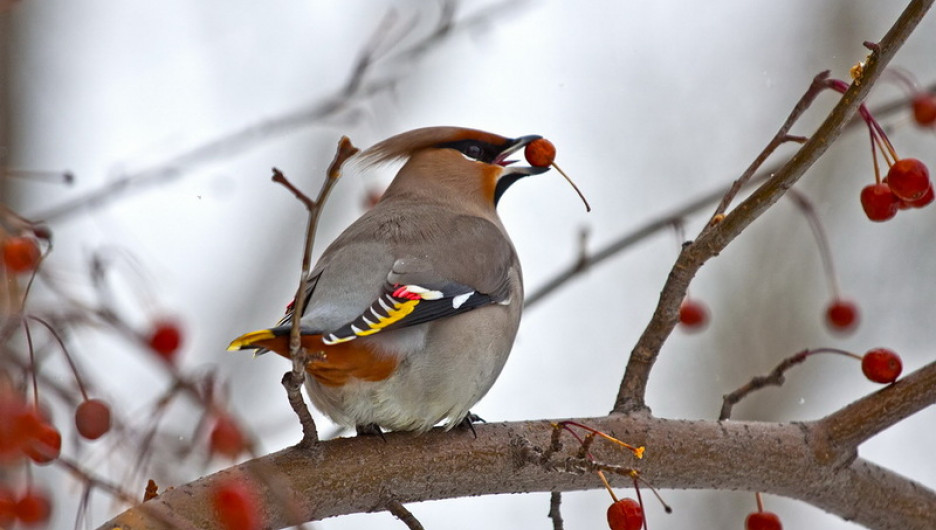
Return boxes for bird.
[228,126,550,434]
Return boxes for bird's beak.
[496,135,551,177]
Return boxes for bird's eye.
[464,144,484,160]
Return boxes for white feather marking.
[452,292,473,309]
[404,284,444,300]
[379,297,393,312]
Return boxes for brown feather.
[249,333,399,387]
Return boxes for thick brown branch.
[613,0,933,413]
[810,360,936,465]
[99,414,936,530]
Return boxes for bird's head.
[358,127,551,208]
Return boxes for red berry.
[14,488,52,526]
[0,486,15,527]
[912,93,936,126]
[745,510,782,530]
[24,422,61,464]
[524,138,556,168]
[903,184,934,209]
[886,158,931,201]
[75,399,112,440]
[825,299,859,333]
[862,348,902,384]
[147,320,183,362]
[2,237,41,274]
[209,415,247,459]
[678,298,709,330]
[0,392,38,461]
[212,479,261,530]
[859,183,899,222]
[607,498,643,530]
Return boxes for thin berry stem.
[598,470,619,502]
[869,127,883,184]
[720,348,862,420]
[559,421,645,457]
[869,117,899,164]
[883,67,921,96]
[28,316,89,400]
[632,477,648,530]
[22,319,40,407]
[785,190,841,299]
[804,347,863,360]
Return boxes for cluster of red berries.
[825,78,934,221]
[0,390,60,465]
[860,157,932,221]
[0,394,114,461]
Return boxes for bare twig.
[548,491,564,530]
[276,137,359,447]
[387,500,425,530]
[34,2,525,222]
[710,71,833,219]
[811,360,936,466]
[719,350,811,420]
[613,0,933,413]
[56,456,198,530]
[271,169,315,210]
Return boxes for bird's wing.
[321,214,517,345]
[275,270,324,328]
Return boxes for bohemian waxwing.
[228,126,550,433]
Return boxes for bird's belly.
[306,305,518,432]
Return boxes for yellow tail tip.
[227,329,275,351]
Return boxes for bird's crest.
[354,126,510,169]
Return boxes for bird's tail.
[227,329,279,351]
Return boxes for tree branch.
[613,0,934,413]
[33,2,525,222]
[523,79,933,310]
[99,413,936,530]
[810,359,936,466]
